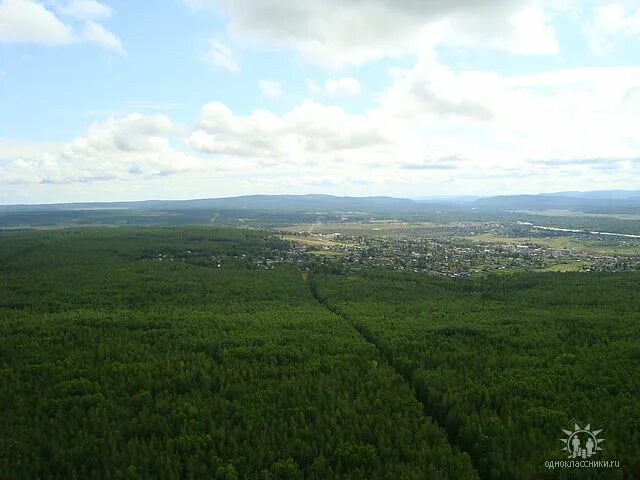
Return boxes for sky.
[1,0,640,204]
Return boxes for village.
[144,220,640,277]
[278,223,640,276]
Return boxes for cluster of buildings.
[146,223,640,277]
[283,228,640,276]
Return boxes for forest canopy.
[0,227,637,479]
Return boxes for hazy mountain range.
[2,190,640,215]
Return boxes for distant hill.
[1,194,422,213]
[0,194,452,228]
[474,191,640,214]
[3,190,640,221]
[178,194,421,212]
[540,190,640,200]
[412,195,482,202]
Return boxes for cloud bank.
[0,0,124,53]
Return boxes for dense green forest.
[314,271,640,479]
[0,228,475,479]
[1,227,638,479]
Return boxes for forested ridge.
[0,228,476,479]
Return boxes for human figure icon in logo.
[571,435,581,458]
[561,424,604,459]
[586,437,594,457]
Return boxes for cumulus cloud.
[57,0,111,20]
[4,58,640,195]
[186,0,559,67]
[0,0,72,44]
[380,58,496,122]
[0,139,63,161]
[374,56,640,170]
[400,155,465,170]
[188,59,640,185]
[82,20,124,55]
[324,77,361,97]
[206,39,239,71]
[0,0,123,53]
[528,157,627,167]
[1,114,203,185]
[497,66,640,161]
[624,86,640,111]
[188,100,390,164]
[583,3,640,54]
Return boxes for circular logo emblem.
[561,424,604,459]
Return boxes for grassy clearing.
[281,234,348,247]
[307,250,346,256]
[281,221,448,237]
[539,261,587,272]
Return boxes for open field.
[281,234,351,247]
[281,234,354,257]
[280,221,458,238]
[466,233,640,255]
[306,250,346,256]
[539,260,588,271]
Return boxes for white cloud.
[259,80,282,99]
[507,5,559,54]
[624,86,640,111]
[583,3,640,54]
[0,0,124,53]
[188,0,558,67]
[324,77,361,97]
[498,66,640,158]
[188,100,389,165]
[0,0,72,44]
[377,58,640,166]
[206,39,238,71]
[0,139,63,161]
[82,20,124,55]
[57,0,111,20]
[380,58,497,122]
[1,114,203,185]
[4,58,640,196]
[186,57,640,187]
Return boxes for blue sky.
[1,0,640,203]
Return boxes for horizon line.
[2,188,640,208]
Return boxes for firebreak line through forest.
[307,275,482,479]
